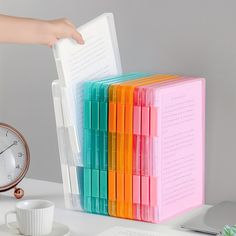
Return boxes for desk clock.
[0,123,30,199]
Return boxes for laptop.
[181,201,236,235]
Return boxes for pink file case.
[143,77,187,222]
[148,77,205,223]
[133,77,184,221]
[151,78,189,222]
[134,77,205,223]
[132,88,142,220]
[140,86,151,222]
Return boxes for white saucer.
[0,222,70,236]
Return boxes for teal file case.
[83,77,119,214]
[83,82,93,212]
[91,83,100,213]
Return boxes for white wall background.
[1,0,236,204]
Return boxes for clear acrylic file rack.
[52,81,83,209]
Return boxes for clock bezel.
[0,123,30,192]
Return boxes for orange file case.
[108,74,177,218]
[108,85,117,216]
[107,74,148,216]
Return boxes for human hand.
[42,18,85,47]
[0,15,84,47]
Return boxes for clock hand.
[0,141,17,155]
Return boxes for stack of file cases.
[52,13,205,223]
[53,73,205,222]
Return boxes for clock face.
[0,124,29,190]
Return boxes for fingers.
[49,18,85,45]
[64,19,84,44]
[61,18,85,44]
[71,29,84,44]
[48,37,58,48]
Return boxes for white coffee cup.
[5,199,54,235]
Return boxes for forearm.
[0,14,51,44]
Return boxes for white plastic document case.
[53,13,122,165]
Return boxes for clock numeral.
[16,164,21,169]
[13,141,18,145]
[18,152,23,157]
[6,131,8,137]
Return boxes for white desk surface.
[0,178,211,236]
